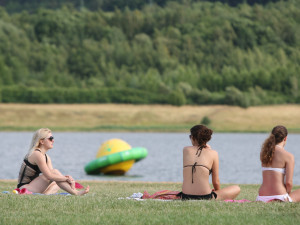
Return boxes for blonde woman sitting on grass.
[178,124,240,200]
[257,125,300,202]
[17,128,89,195]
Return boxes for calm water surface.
[1,132,300,184]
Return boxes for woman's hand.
[65,175,76,190]
[65,175,74,180]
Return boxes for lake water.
[1,132,300,184]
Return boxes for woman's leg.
[51,169,75,190]
[20,175,53,193]
[50,169,89,196]
[20,176,89,195]
[289,189,300,202]
[21,169,89,195]
[25,169,69,194]
[55,180,89,195]
[214,185,240,200]
[43,182,60,195]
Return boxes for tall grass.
[0,104,300,132]
[1,180,300,225]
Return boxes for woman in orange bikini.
[257,125,300,202]
[178,124,240,200]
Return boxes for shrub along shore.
[1,180,300,225]
[0,103,300,132]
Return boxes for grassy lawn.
[1,180,300,225]
[0,103,300,132]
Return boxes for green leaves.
[0,1,299,106]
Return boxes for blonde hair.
[25,128,51,159]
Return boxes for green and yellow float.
[84,139,148,175]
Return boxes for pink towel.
[14,188,33,195]
[75,182,84,189]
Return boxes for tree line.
[0,0,299,106]
[0,0,283,13]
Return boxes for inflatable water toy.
[84,139,148,175]
[84,147,148,174]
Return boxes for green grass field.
[1,180,300,225]
[1,103,300,132]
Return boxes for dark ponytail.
[260,125,288,165]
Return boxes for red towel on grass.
[75,182,84,189]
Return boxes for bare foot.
[78,186,89,196]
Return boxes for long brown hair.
[260,125,288,165]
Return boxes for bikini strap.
[191,162,197,183]
[34,149,48,163]
[211,191,217,199]
[184,162,212,183]
[196,145,206,157]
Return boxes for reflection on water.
[1,132,300,184]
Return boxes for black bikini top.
[183,146,212,183]
[24,149,48,173]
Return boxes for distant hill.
[0,0,299,106]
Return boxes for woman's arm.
[211,151,220,191]
[47,156,74,182]
[46,155,54,170]
[32,152,69,182]
[285,153,294,194]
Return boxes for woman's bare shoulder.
[275,147,294,162]
[284,150,294,161]
[183,146,195,152]
[26,150,41,164]
[183,146,195,151]
[206,146,218,155]
[29,150,41,158]
[30,150,48,162]
[276,147,293,155]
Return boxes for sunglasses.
[47,136,54,141]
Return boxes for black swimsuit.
[180,146,217,200]
[17,149,48,188]
[177,191,217,200]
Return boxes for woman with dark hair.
[178,124,240,200]
[257,125,300,202]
